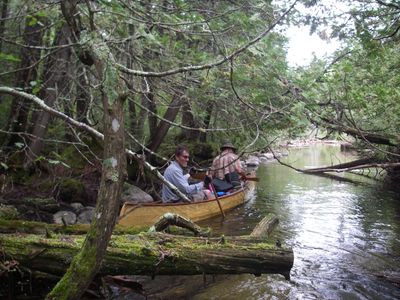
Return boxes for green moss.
[0,205,20,220]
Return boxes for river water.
[136,145,400,299]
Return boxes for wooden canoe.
[118,180,256,228]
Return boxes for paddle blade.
[243,177,259,182]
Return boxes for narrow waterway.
[136,145,400,299]
[192,145,400,299]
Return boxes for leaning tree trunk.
[46,1,127,299]
[147,91,183,153]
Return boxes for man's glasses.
[181,155,189,159]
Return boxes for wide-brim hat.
[220,141,236,150]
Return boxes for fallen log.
[250,213,279,238]
[0,231,293,279]
[0,219,143,235]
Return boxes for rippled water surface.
[144,145,400,299]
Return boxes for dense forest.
[0,0,399,299]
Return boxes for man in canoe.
[209,140,244,188]
[162,145,211,203]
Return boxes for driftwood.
[0,216,293,279]
[148,213,209,236]
[250,213,279,238]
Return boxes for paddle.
[241,175,260,182]
[208,183,225,219]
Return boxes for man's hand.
[204,175,212,186]
[189,167,196,176]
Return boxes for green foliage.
[0,52,20,62]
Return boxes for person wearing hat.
[209,140,244,188]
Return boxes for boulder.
[262,153,274,159]
[245,156,260,167]
[121,183,153,204]
[70,202,84,213]
[53,211,77,225]
[77,207,95,224]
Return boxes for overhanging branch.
[116,1,298,77]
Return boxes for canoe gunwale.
[123,186,244,208]
[118,177,255,227]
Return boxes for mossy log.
[0,219,143,235]
[0,231,293,278]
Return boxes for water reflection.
[143,145,400,299]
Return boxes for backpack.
[211,178,233,192]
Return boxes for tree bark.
[75,65,90,123]
[46,1,127,299]
[147,92,183,153]
[25,23,72,165]
[180,96,199,141]
[146,87,158,140]
[0,0,8,52]
[0,231,293,278]
[199,100,214,143]
[250,213,279,238]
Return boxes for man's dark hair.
[175,144,189,157]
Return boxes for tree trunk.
[199,100,214,143]
[5,11,45,148]
[180,97,199,141]
[250,213,279,238]
[146,87,158,140]
[25,24,72,165]
[75,65,90,123]
[0,231,293,278]
[0,0,8,52]
[147,92,183,153]
[46,1,127,299]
